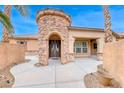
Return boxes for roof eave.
[69,26,104,32]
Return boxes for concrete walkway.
[10,55,102,88]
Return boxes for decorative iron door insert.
[49,40,61,57]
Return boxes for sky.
[0,5,124,40]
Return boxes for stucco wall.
[69,30,105,38]
[9,39,39,53]
[103,39,124,87]
[27,40,39,52]
[9,39,17,44]
[0,43,26,70]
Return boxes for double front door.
[49,40,61,57]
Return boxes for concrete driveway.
[10,55,102,88]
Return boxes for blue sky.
[0,5,124,40]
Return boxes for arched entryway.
[43,31,66,64]
[49,34,61,58]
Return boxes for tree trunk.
[2,5,12,43]
[103,5,113,43]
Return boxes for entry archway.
[49,34,61,58]
[45,31,65,60]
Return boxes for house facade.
[8,9,124,65]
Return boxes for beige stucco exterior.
[0,43,26,70]
[103,39,124,87]
[8,9,122,65]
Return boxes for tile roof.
[9,34,38,40]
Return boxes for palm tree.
[2,5,28,42]
[0,10,14,38]
[103,5,113,43]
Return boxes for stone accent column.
[68,37,75,62]
[62,36,69,64]
[38,39,48,66]
[61,40,68,64]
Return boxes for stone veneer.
[36,9,72,65]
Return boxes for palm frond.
[0,11,14,34]
[14,5,29,17]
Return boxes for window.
[74,41,88,54]
[82,48,87,53]
[75,42,81,53]
[17,41,27,45]
[20,41,24,44]
[82,42,88,53]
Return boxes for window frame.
[74,40,88,54]
[17,41,27,45]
